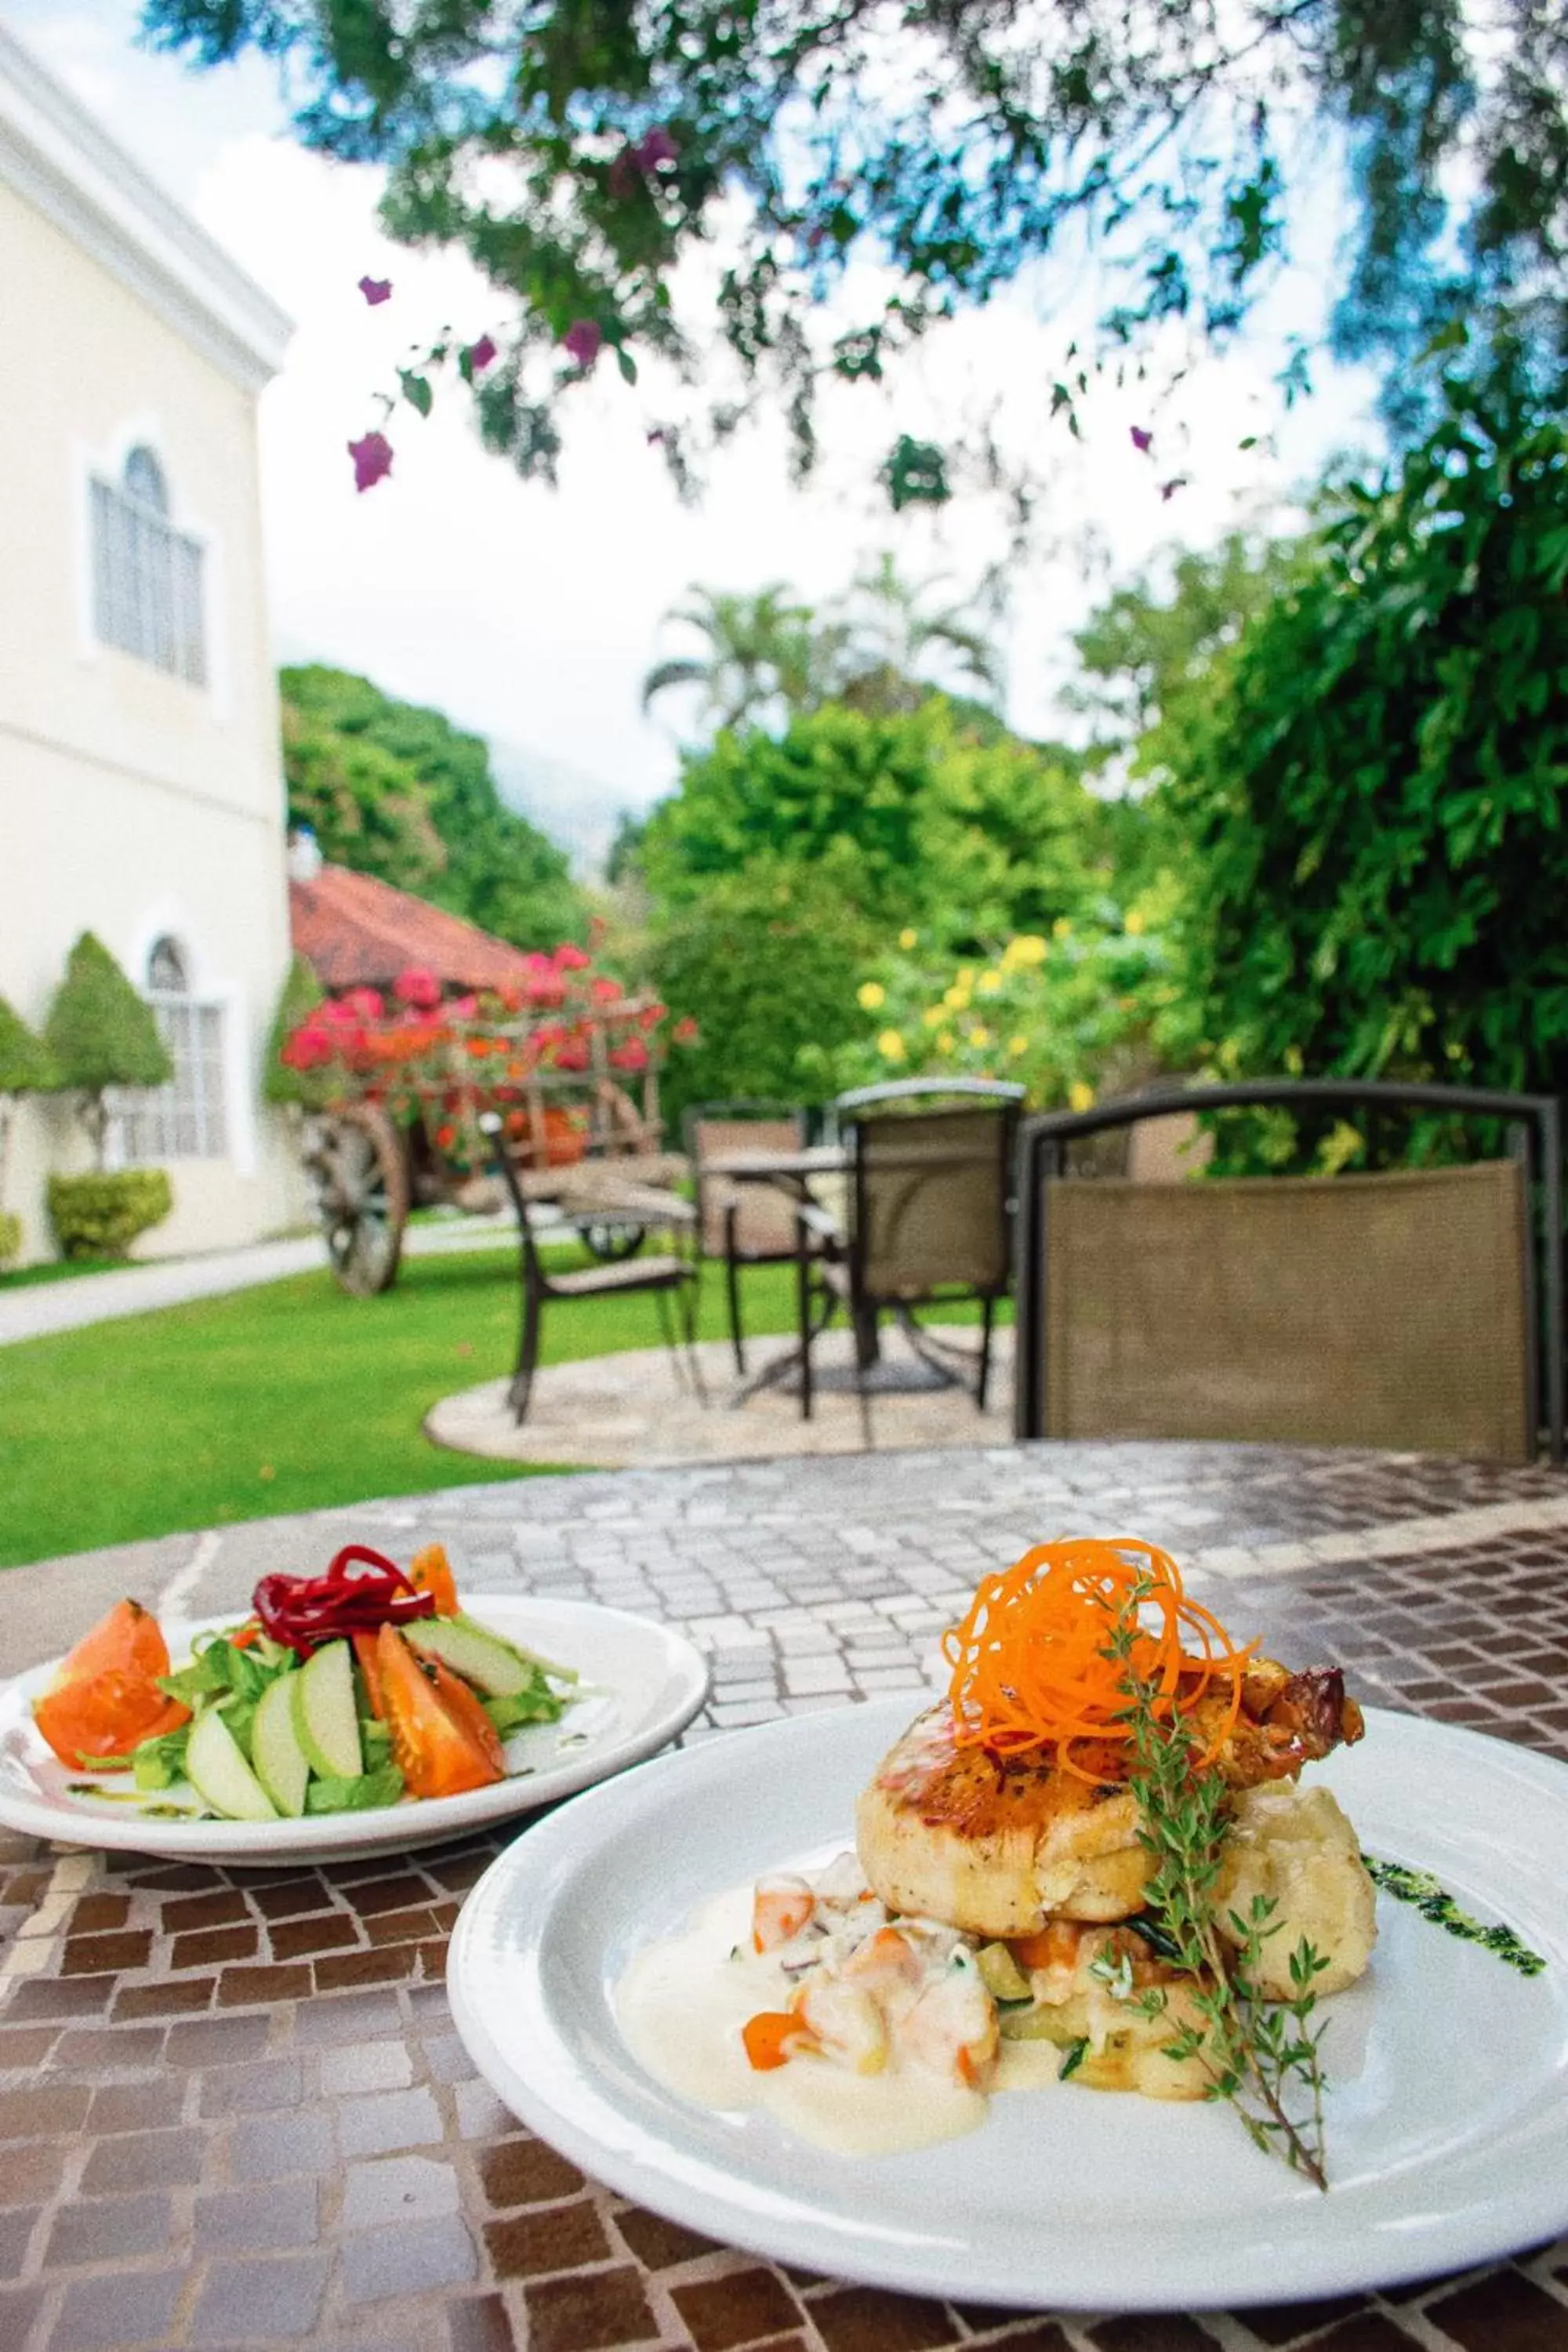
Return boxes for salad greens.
[78,1617,578,1823]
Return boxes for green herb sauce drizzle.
[1363,1856,1546,1977]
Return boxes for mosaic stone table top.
[2,1440,1567,2352]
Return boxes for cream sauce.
[615,1881,1063,2156]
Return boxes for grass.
[0,1247,803,1572]
[0,1256,134,1290]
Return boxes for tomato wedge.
[351,1630,387,1721]
[408,1542,459,1618]
[374,1624,503,1799]
[32,1599,191,1767]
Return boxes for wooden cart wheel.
[303,1105,410,1295]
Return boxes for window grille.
[90,446,207,685]
[114,940,228,1163]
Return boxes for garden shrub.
[0,1211,20,1269]
[48,1171,173,1259]
[263,953,327,1109]
[44,934,171,1169]
[651,859,876,1128]
[1157,368,1568,1129]
[641,700,1113,941]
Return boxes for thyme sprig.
[1098,1574,1332,2190]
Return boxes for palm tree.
[830,554,1004,716]
[641,586,834,734]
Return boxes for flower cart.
[281,951,695,1296]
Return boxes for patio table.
[2,1439,1567,2352]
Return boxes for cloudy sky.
[13,0,1383,851]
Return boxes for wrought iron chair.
[684,1101,808,1374]
[796,1078,1025,1438]
[481,1115,704,1426]
[1011,1080,1564,1463]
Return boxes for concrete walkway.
[0,1210,517,1345]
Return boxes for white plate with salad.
[0,1548,710,1863]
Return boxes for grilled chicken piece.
[855,1664,1364,1939]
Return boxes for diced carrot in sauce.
[741,2011,808,2071]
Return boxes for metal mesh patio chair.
[797,1078,1025,1438]
[1011,1080,1563,1464]
[684,1101,808,1374]
[482,1115,704,1426]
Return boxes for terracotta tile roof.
[289,862,538,992]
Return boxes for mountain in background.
[487,739,644,880]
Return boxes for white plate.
[0,1599,710,1864]
[448,1697,1568,2311]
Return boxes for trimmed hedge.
[48,1171,172,1260]
[0,1211,19,1269]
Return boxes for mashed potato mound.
[1213,1783,1377,1998]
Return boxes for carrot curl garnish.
[942,1537,1255,1784]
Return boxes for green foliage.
[1067,532,1306,748]
[263,955,326,1109]
[45,935,169,1094]
[827,887,1189,1112]
[0,1212,19,1269]
[1159,369,1568,1117]
[144,0,1568,501]
[48,1171,173,1261]
[643,702,1112,943]
[650,861,876,1131]
[0,997,56,1095]
[280,666,584,949]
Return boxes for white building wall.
[0,32,301,1262]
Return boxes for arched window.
[114,937,228,1162]
[90,444,206,684]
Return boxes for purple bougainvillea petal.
[358,276,393,306]
[466,334,498,374]
[347,431,394,492]
[563,319,604,368]
[633,126,678,170]
[1130,425,1153,454]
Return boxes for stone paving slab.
[0,1444,1564,2351]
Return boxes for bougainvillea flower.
[358,276,392,305]
[590,976,622,1004]
[563,320,603,368]
[448,995,479,1022]
[637,1002,666,1030]
[466,335,498,375]
[348,432,394,492]
[672,1017,699,1045]
[1130,426,1153,454]
[633,127,678,171]
[608,1039,650,1073]
[554,943,592,970]
[342,987,385,1021]
[394,965,441,1010]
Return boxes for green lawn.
[0,1247,801,1571]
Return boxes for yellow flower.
[1002,935,1047,969]
[943,985,971,1011]
[1008,1034,1029,1057]
[937,1030,955,1053]
[858,981,887,1011]
[898,927,918,950]
[1052,917,1073,941]
[877,1029,906,1062]
[967,1024,992,1050]
[1123,908,1146,937]
[1068,1080,1095,1112]
[922,1004,945,1029]
[976,970,1004,996]
[1283,1044,1305,1074]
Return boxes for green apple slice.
[252,1672,310,1818]
[402,1615,541,1697]
[291,1640,362,1780]
[185,1706,278,1823]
